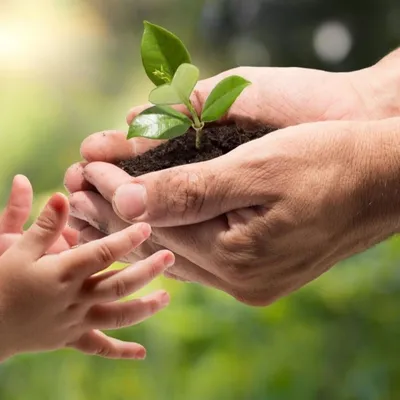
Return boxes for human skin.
[0,181,174,361]
[0,175,78,255]
[65,50,400,306]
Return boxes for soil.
[118,124,277,176]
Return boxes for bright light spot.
[0,1,104,73]
[313,21,352,64]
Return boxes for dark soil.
[118,124,276,176]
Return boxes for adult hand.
[67,48,400,171]
[65,50,400,305]
[66,117,400,306]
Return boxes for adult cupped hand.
[65,56,400,305]
[66,115,400,305]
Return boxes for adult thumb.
[112,154,263,227]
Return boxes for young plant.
[128,21,251,149]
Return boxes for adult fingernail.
[114,183,147,221]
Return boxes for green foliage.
[201,76,251,122]
[149,63,200,105]
[127,106,192,140]
[2,3,400,400]
[130,22,251,147]
[141,21,191,86]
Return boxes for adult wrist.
[351,49,400,120]
[353,117,400,239]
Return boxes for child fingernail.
[135,222,151,238]
[164,253,175,268]
[160,291,170,306]
[136,348,146,360]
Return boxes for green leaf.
[127,106,192,140]
[141,21,191,86]
[148,84,182,105]
[201,76,251,122]
[149,63,199,105]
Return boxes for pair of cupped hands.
[65,50,400,306]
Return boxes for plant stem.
[194,126,203,149]
[185,100,204,149]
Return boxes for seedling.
[128,21,251,149]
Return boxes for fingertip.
[12,174,32,192]
[80,134,97,161]
[64,161,91,193]
[47,192,69,213]
[126,104,151,125]
[158,290,170,306]
[126,108,137,125]
[136,222,151,238]
[13,174,28,184]
[161,250,175,268]
[135,346,146,360]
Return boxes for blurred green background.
[1,1,400,399]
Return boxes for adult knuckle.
[158,169,208,219]
[213,243,254,284]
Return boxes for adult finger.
[68,216,89,231]
[64,161,95,194]
[69,190,129,234]
[112,147,269,227]
[69,330,146,359]
[86,290,170,330]
[82,162,132,203]
[85,250,174,303]
[0,175,32,234]
[16,193,69,259]
[79,225,105,243]
[80,130,164,163]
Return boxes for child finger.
[0,175,32,234]
[60,223,151,278]
[69,330,146,359]
[85,250,174,303]
[85,290,170,330]
[16,193,69,259]
[0,233,20,255]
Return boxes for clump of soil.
[118,124,276,177]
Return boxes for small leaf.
[128,106,192,140]
[141,21,191,86]
[201,76,251,122]
[149,84,182,105]
[172,63,199,103]
[149,64,199,105]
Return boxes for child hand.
[0,192,174,361]
[0,175,78,255]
